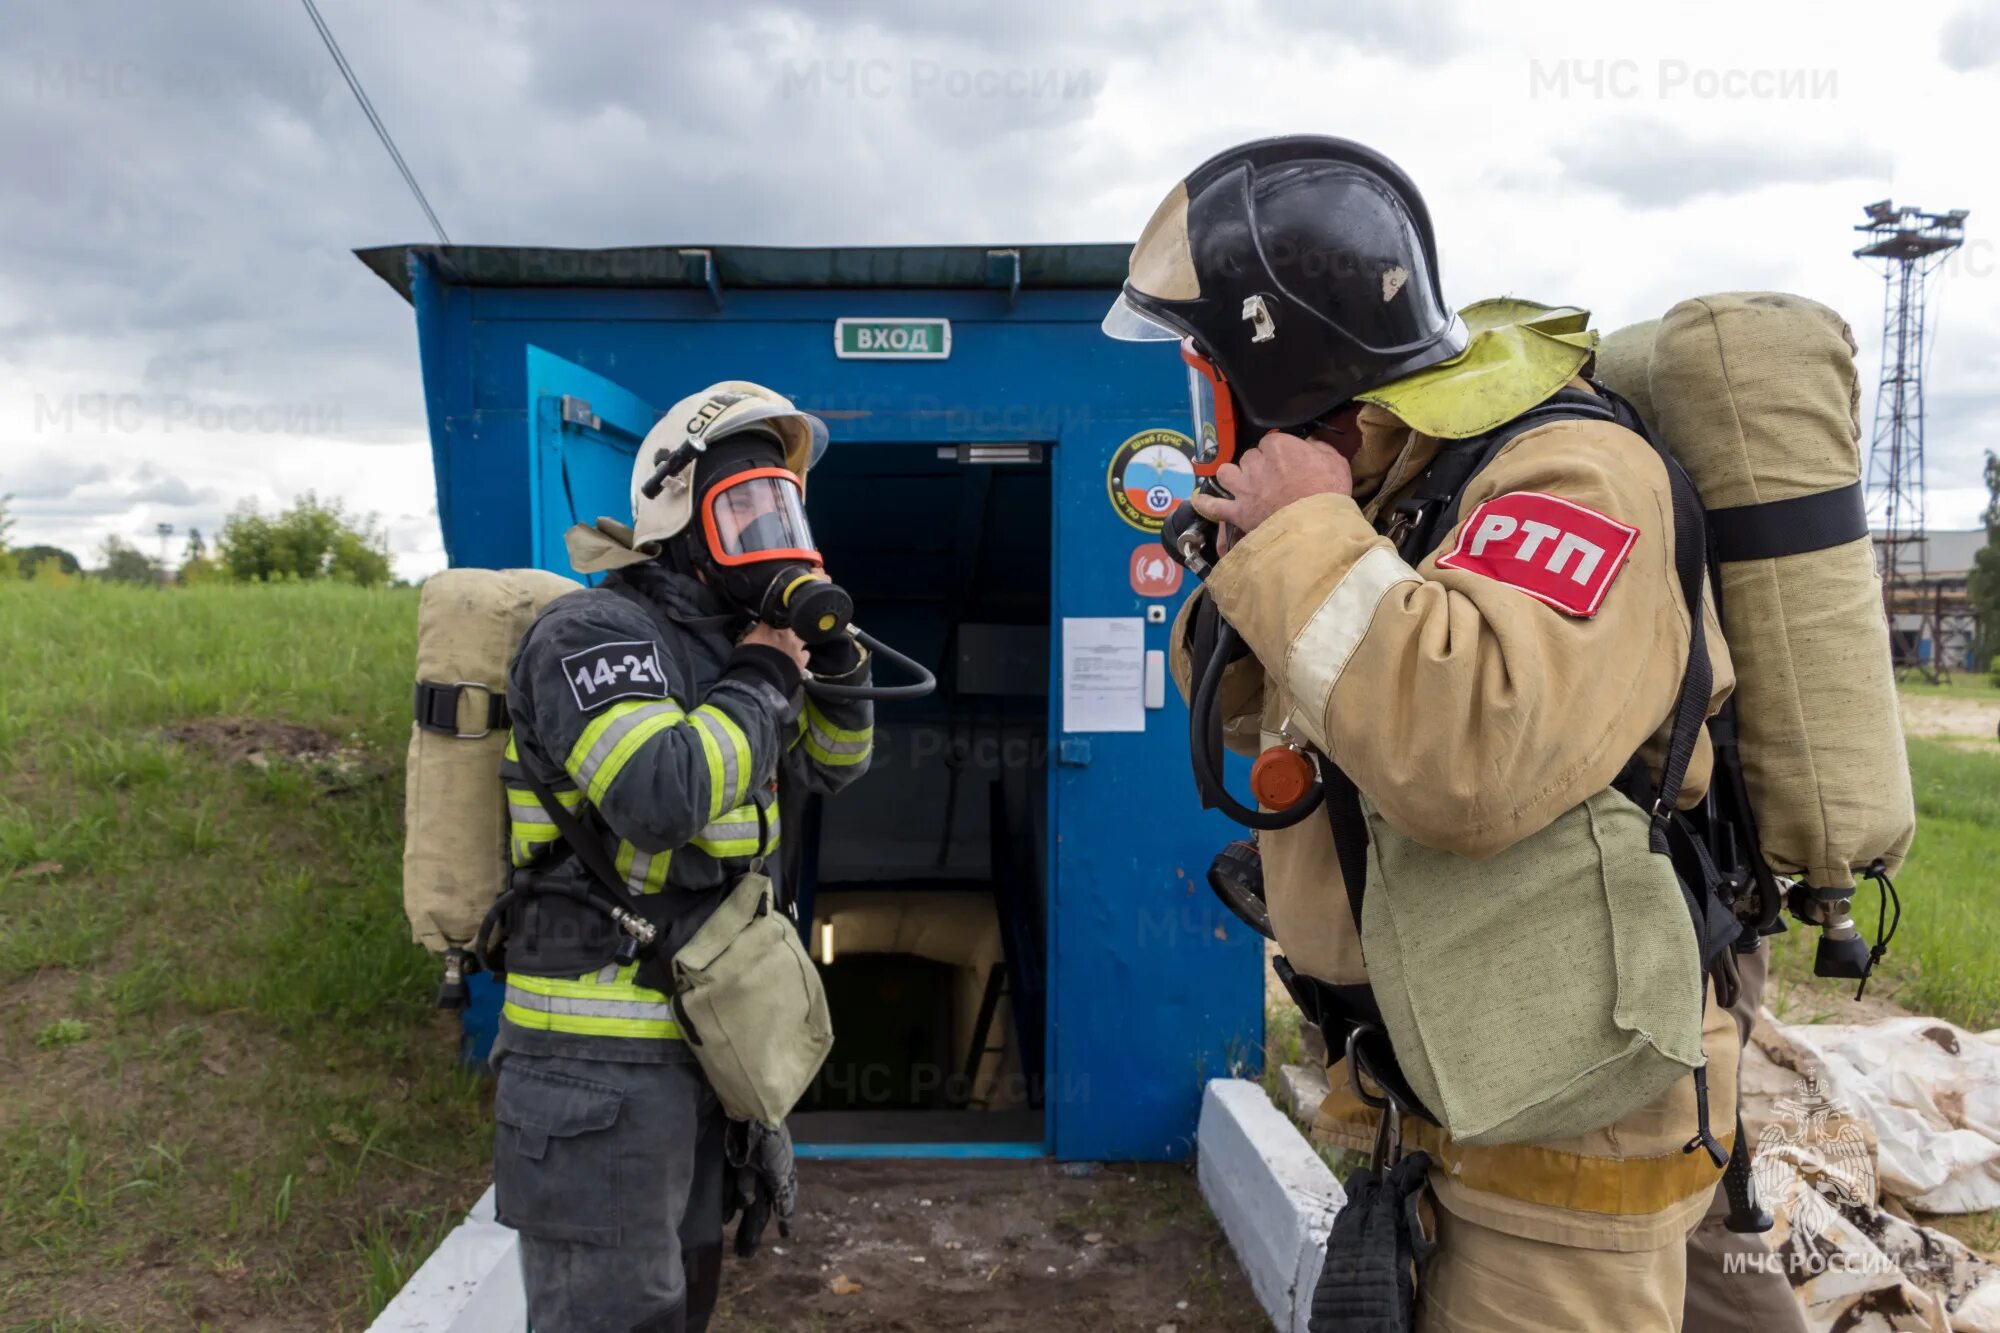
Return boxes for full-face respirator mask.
[632,385,933,702]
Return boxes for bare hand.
[741,622,810,674]
[1189,431,1354,536]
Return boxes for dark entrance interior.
[784,442,1051,1149]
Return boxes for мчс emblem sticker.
[561,640,670,711]
[1105,428,1196,533]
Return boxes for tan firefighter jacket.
[1170,389,1742,1250]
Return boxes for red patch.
[1434,491,1638,618]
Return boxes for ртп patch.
[561,640,669,711]
[1434,491,1639,618]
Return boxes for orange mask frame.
[1181,338,1239,477]
[699,466,824,569]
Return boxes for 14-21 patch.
[562,640,669,711]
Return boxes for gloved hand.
[805,630,866,681]
[721,1118,798,1257]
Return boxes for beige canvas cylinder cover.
[1599,293,1914,889]
[403,568,580,952]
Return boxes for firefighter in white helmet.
[491,383,872,1332]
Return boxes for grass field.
[1769,729,2000,1030]
[0,581,487,1332]
[4,580,1997,1328]
[1896,674,2000,703]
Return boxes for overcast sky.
[3,0,1997,579]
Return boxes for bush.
[95,536,159,585]
[217,492,393,587]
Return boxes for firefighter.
[1111,137,1745,1329]
[491,382,873,1333]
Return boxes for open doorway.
[784,442,1051,1150]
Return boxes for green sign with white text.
[834,318,952,360]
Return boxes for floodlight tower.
[1854,199,1967,677]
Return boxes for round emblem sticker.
[1106,428,1196,533]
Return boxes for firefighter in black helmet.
[1103,136,1467,453]
[1115,137,1774,1331]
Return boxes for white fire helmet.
[628,381,829,549]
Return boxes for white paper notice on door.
[1061,616,1146,733]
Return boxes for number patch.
[561,640,669,711]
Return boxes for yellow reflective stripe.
[687,704,751,817]
[803,704,872,767]
[804,738,870,766]
[505,733,519,761]
[505,785,579,849]
[690,834,760,857]
[640,847,670,892]
[804,707,870,744]
[566,699,689,805]
[507,964,668,1003]
[501,1002,682,1039]
[507,785,582,808]
[612,841,671,895]
[689,795,780,858]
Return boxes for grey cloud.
[1,456,112,500]
[126,464,217,507]
[3,455,219,515]
[1254,0,1465,58]
[1553,124,1891,209]
[1942,0,2000,70]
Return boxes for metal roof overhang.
[353,242,1131,304]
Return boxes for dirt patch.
[1769,971,1918,1027]
[159,716,383,788]
[161,716,347,765]
[714,1160,1266,1332]
[1900,693,2000,744]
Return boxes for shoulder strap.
[1648,451,1712,831]
[514,759,660,950]
[1388,389,1618,563]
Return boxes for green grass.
[0,581,488,1331]
[1771,737,2000,1029]
[1898,675,2000,703]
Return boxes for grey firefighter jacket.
[496,560,873,1062]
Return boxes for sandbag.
[403,567,581,952]
[1601,293,1914,889]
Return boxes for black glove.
[804,631,865,681]
[721,1119,798,1257]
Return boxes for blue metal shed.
[358,243,1263,1162]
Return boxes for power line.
[299,0,451,245]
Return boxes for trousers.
[492,1047,726,1333]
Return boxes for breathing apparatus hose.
[804,625,937,701]
[1191,619,1325,830]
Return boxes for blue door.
[524,346,661,576]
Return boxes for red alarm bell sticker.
[1434,491,1638,618]
[1129,543,1184,598]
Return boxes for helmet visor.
[1101,291,1184,342]
[702,469,821,567]
[1181,339,1238,476]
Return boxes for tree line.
[0,492,397,588]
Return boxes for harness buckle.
[414,680,505,739]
